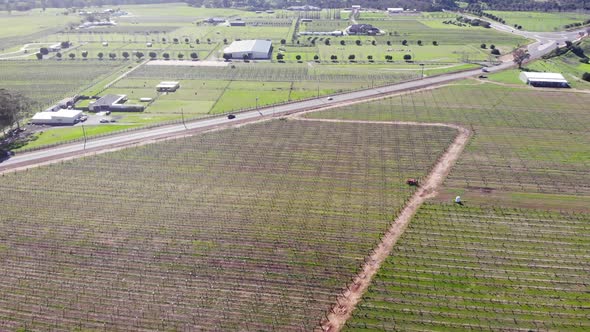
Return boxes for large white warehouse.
[223,40,272,60]
[519,72,569,88]
[31,109,83,125]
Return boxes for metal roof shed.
[519,72,569,88]
[223,40,272,60]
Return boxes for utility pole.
[420,63,425,79]
[181,107,187,129]
[81,124,87,150]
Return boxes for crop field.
[0,60,127,107]
[0,120,457,330]
[102,63,419,119]
[346,203,590,331]
[306,83,590,202]
[486,11,590,32]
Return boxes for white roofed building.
[387,8,404,13]
[519,72,569,88]
[31,109,83,125]
[223,40,272,60]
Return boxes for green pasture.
[21,124,140,150]
[486,11,590,31]
[0,9,77,39]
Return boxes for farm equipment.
[406,178,419,186]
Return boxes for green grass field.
[0,9,77,39]
[486,11,590,31]
[22,124,140,150]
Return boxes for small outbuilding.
[156,81,180,92]
[519,72,569,88]
[31,109,83,125]
[229,21,246,27]
[223,39,272,60]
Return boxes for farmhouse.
[519,72,569,88]
[223,40,273,60]
[89,94,145,112]
[347,24,381,35]
[156,81,180,92]
[31,109,83,125]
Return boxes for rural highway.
[1,24,587,172]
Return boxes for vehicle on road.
[99,118,109,123]
[482,67,489,73]
[227,114,236,119]
[326,97,333,101]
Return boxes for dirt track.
[293,119,471,332]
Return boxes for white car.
[326,97,333,101]
[99,118,109,123]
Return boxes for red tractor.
[406,178,419,186]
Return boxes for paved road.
[1,24,587,171]
[459,12,588,59]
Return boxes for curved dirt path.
[292,118,471,332]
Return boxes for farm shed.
[89,94,145,112]
[223,40,273,60]
[229,21,246,27]
[519,72,569,88]
[31,109,82,125]
[387,8,404,13]
[156,81,180,92]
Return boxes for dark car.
[227,114,236,119]
[0,150,14,161]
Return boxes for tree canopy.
[0,89,32,129]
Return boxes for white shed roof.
[521,72,568,83]
[33,109,82,121]
[223,40,272,54]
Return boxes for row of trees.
[40,51,201,60]
[276,53,414,62]
[3,0,460,12]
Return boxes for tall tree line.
[2,0,458,11]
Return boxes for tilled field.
[0,119,456,330]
